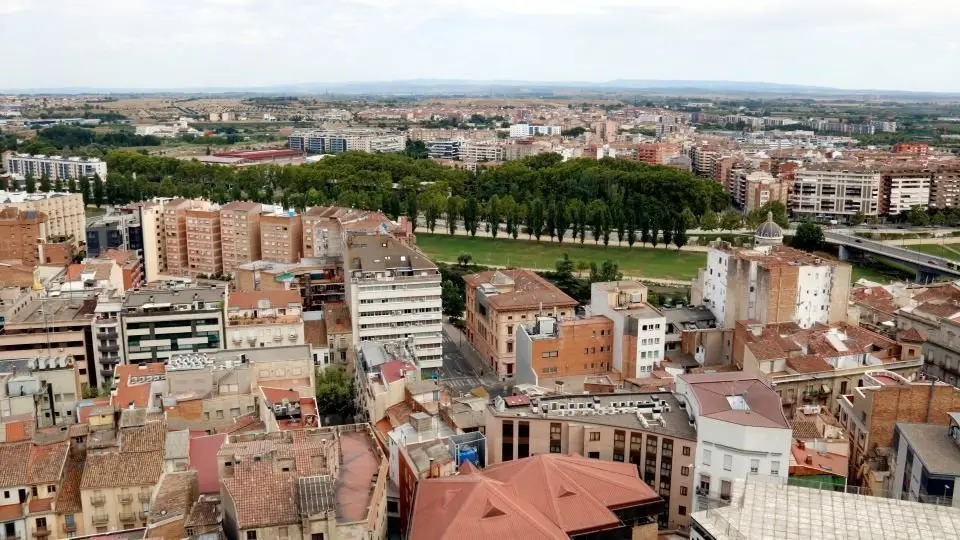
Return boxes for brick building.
[259,210,303,264]
[218,201,261,275]
[185,208,222,277]
[514,314,614,384]
[0,207,46,266]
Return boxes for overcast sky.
[3,0,959,92]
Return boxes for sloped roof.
[56,453,85,513]
[0,442,31,487]
[189,433,227,494]
[28,441,69,484]
[408,454,659,540]
[463,269,577,311]
[679,372,790,429]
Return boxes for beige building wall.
[226,318,304,349]
[6,193,85,247]
[185,209,222,277]
[220,203,262,275]
[81,485,153,533]
[260,213,303,264]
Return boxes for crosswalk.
[440,376,486,391]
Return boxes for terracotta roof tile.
[409,454,658,540]
[149,471,198,524]
[185,497,222,528]
[0,442,31,487]
[221,462,297,528]
[113,363,166,410]
[464,269,578,311]
[28,441,69,484]
[790,421,821,441]
[28,497,53,514]
[0,503,24,522]
[56,453,85,513]
[303,319,328,347]
[189,434,227,494]
[679,372,790,429]
[81,450,164,489]
[898,327,927,343]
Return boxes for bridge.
[823,231,960,283]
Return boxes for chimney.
[804,455,813,465]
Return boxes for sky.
[2,0,960,92]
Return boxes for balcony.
[138,492,151,503]
[138,511,149,521]
[118,511,136,523]
[61,522,76,534]
[32,528,50,538]
[118,493,133,503]
[99,343,119,353]
[91,514,109,525]
[90,494,106,506]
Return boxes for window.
[681,466,690,476]
[723,454,733,471]
[720,480,732,501]
[680,486,688,496]
[770,461,780,476]
[588,451,600,459]
[506,342,513,353]
[750,459,759,474]
[589,432,600,441]
[278,527,288,539]
[247,532,257,540]
[48,485,56,493]
[702,449,711,466]
[216,410,224,419]
[36,518,47,529]
[613,430,626,462]
[31,487,38,497]
[679,505,687,516]
[682,446,691,457]
[549,423,562,453]
[507,325,513,336]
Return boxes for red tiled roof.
[3,419,31,443]
[898,327,927,343]
[113,363,166,409]
[28,497,53,514]
[189,434,227,494]
[380,360,417,384]
[463,269,578,311]
[0,503,24,522]
[679,372,790,429]
[0,441,31,487]
[28,441,69,484]
[409,454,659,540]
[503,395,531,407]
[260,387,300,405]
[56,453,85,513]
[851,286,897,314]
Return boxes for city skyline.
[4,0,960,92]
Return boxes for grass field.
[416,234,708,281]
[909,243,960,261]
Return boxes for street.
[439,323,503,396]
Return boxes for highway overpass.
[824,231,960,282]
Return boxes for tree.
[576,260,590,278]
[793,222,825,252]
[720,210,742,231]
[442,279,466,317]
[639,212,651,246]
[566,199,585,244]
[463,197,480,236]
[24,173,35,194]
[589,260,623,283]
[850,210,866,226]
[673,219,688,250]
[92,174,105,208]
[586,199,608,245]
[551,199,569,243]
[487,195,502,238]
[421,193,442,233]
[746,201,789,229]
[555,253,575,278]
[660,212,674,247]
[545,199,559,242]
[907,205,930,227]
[933,212,947,226]
[446,196,462,235]
[701,209,719,231]
[53,176,64,192]
[611,199,625,247]
[625,206,638,248]
[315,365,356,420]
[680,207,698,230]
[527,199,546,241]
[457,252,473,267]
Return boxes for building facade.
[0,192,85,248]
[791,167,882,218]
[185,208,223,277]
[590,281,667,379]
[259,211,302,264]
[120,287,226,363]
[2,152,107,180]
[219,201,262,275]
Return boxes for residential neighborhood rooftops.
[464,269,577,311]
[678,372,790,429]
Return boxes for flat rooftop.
[347,235,436,274]
[491,391,696,441]
[897,422,960,476]
[165,345,312,371]
[692,477,960,539]
[123,286,224,308]
[7,297,95,325]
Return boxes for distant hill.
[4,79,960,99]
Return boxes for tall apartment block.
[590,281,667,379]
[185,207,223,276]
[345,235,443,372]
[791,167,882,219]
[219,201,262,274]
[163,198,212,274]
[120,286,226,363]
[932,164,960,209]
[124,200,168,282]
[260,209,302,264]
[2,151,107,180]
[0,191,85,247]
[0,207,47,266]
[287,129,406,154]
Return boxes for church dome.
[754,211,783,246]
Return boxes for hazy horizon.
[4,0,960,93]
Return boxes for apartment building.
[99,249,144,291]
[880,167,932,215]
[120,287,226,363]
[514,314,614,385]
[85,213,144,261]
[890,414,960,505]
[508,123,561,137]
[895,282,960,385]
[463,269,577,378]
[91,297,123,386]
[287,128,406,154]
[0,356,80,427]
[0,207,46,266]
[0,293,96,390]
[0,191,85,247]
[185,207,222,277]
[323,302,353,365]
[259,209,302,264]
[424,139,461,159]
[674,373,791,510]
[484,391,694,531]
[931,163,960,209]
[837,370,960,493]
[301,206,403,260]
[636,142,681,165]
[233,259,344,311]
[590,281,667,379]
[457,141,505,163]
[218,425,388,540]
[224,290,304,349]
[163,199,212,275]
[729,170,790,213]
[345,235,443,367]
[731,320,923,414]
[129,201,166,282]
[2,152,107,180]
[79,413,165,533]
[219,201,261,275]
[0,434,71,540]
[692,239,851,330]
[791,167,882,218]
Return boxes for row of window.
[702,448,781,475]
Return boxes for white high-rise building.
[791,167,882,219]
[344,235,443,375]
[589,281,666,378]
[2,152,107,180]
[509,123,562,138]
